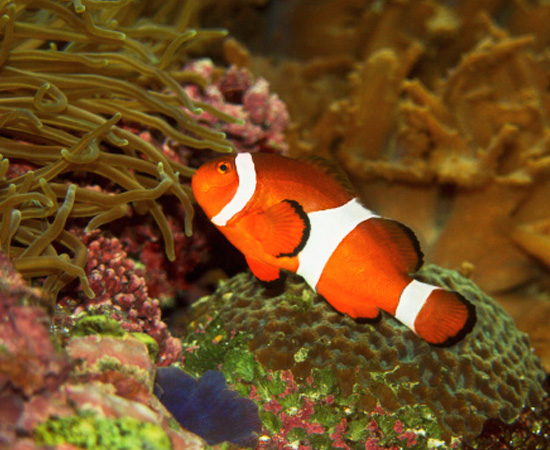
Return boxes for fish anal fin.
[246,199,310,258]
[245,255,282,283]
[353,304,381,320]
[369,218,423,273]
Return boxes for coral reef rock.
[190,265,546,443]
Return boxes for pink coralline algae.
[0,254,71,399]
[181,58,290,154]
[3,330,204,450]
[58,232,181,366]
[279,397,325,435]
[0,251,69,448]
[331,419,351,450]
[119,206,209,302]
[0,256,204,450]
[67,333,156,401]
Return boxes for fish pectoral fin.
[247,199,310,258]
[246,255,283,283]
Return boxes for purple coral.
[154,366,262,447]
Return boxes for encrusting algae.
[0,0,237,300]
[185,265,546,447]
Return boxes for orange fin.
[414,290,476,346]
[368,218,423,273]
[300,155,356,195]
[353,305,381,320]
[245,255,283,283]
[246,200,310,258]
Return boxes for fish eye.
[216,161,231,174]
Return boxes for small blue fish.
[154,367,262,447]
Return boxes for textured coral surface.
[187,265,546,444]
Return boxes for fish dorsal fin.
[368,218,423,273]
[242,199,310,258]
[300,155,356,195]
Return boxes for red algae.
[58,232,181,366]
[181,59,290,155]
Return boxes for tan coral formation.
[210,0,550,370]
[331,13,550,370]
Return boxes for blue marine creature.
[154,367,262,447]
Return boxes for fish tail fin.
[414,289,477,346]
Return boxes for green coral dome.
[190,265,546,442]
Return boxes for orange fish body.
[192,152,476,345]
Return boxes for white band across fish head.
[212,152,257,226]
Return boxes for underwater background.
[0,1,549,449]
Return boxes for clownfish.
[192,152,476,346]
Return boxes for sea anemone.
[0,0,236,300]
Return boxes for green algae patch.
[71,315,125,338]
[131,332,160,362]
[182,316,256,385]
[182,313,449,450]
[34,410,172,450]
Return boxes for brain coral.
[192,264,546,442]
